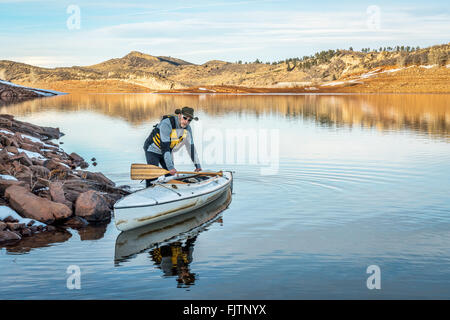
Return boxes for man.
[143,106,202,186]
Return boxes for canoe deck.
[113,171,233,231]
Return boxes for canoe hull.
[113,171,232,231]
[114,189,232,264]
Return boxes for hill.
[0,44,449,93]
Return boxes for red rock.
[9,152,33,167]
[6,222,25,230]
[24,137,44,147]
[20,228,32,237]
[43,139,59,147]
[76,171,115,186]
[4,185,72,224]
[43,159,69,172]
[63,189,81,203]
[20,142,41,153]
[42,159,60,171]
[49,181,65,202]
[80,161,89,169]
[49,181,73,209]
[0,148,11,161]
[2,136,20,148]
[13,132,23,143]
[45,225,57,232]
[5,146,18,154]
[69,152,84,162]
[0,114,15,120]
[0,230,21,242]
[29,165,50,178]
[3,215,19,223]
[0,179,27,196]
[0,117,13,127]
[75,190,111,222]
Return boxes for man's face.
[179,114,192,128]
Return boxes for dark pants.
[145,151,169,187]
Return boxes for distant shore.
[156,65,450,94]
[5,64,448,95]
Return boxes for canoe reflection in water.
[114,188,232,287]
[150,236,198,286]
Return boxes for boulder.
[1,135,20,148]
[2,215,19,223]
[44,161,71,179]
[69,152,84,162]
[5,146,18,154]
[0,147,11,161]
[13,132,23,142]
[9,152,33,167]
[29,165,50,178]
[20,142,41,153]
[4,185,72,224]
[0,230,21,242]
[0,114,15,120]
[80,161,89,169]
[20,228,32,237]
[76,171,115,186]
[43,159,65,171]
[0,179,27,196]
[0,117,13,127]
[0,221,6,231]
[49,181,73,209]
[75,190,111,222]
[6,222,25,231]
[64,189,82,203]
[31,158,45,166]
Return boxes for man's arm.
[159,119,175,171]
[185,127,201,170]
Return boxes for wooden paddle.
[130,163,223,180]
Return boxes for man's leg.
[145,151,163,187]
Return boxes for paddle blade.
[130,163,169,180]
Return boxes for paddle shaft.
[130,163,223,180]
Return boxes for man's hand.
[169,168,177,175]
[194,167,202,172]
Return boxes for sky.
[0,0,449,67]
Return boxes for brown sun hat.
[175,106,199,121]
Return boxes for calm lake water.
[0,93,449,299]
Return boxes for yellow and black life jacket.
[143,115,187,151]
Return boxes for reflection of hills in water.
[114,189,232,267]
[1,93,449,140]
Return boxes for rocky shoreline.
[0,114,130,245]
[0,80,63,107]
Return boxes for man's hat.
[175,106,199,121]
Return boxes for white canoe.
[114,188,232,264]
[113,171,233,231]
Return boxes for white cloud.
[2,5,449,67]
